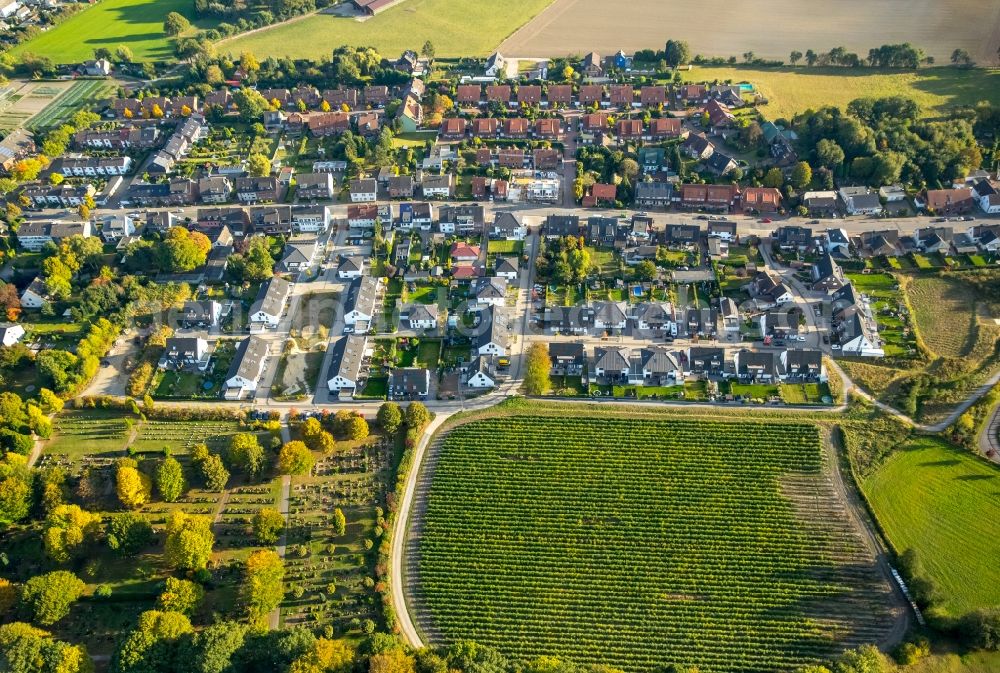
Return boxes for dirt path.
[268,424,294,630]
[823,428,911,649]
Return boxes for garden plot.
[0,79,74,133]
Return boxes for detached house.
[296,173,336,201]
[159,337,211,372]
[326,335,369,396]
[250,277,291,328]
[350,178,378,202]
[839,187,883,216]
[400,303,438,331]
[476,305,510,356]
[549,343,585,376]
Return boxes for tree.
[113,609,193,673]
[790,161,812,189]
[252,508,285,545]
[815,138,845,168]
[420,40,435,59]
[369,648,416,673]
[115,45,133,63]
[247,153,271,178]
[522,343,552,396]
[332,508,346,537]
[789,50,803,65]
[405,402,430,430]
[0,622,90,673]
[0,473,31,527]
[277,441,314,476]
[21,571,84,625]
[107,511,154,556]
[635,259,658,281]
[186,621,248,673]
[377,402,403,434]
[204,64,224,86]
[198,454,229,491]
[241,549,285,625]
[157,577,204,616]
[164,511,214,570]
[663,40,690,68]
[950,48,974,67]
[345,415,369,441]
[232,88,268,123]
[805,49,818,66]
[155,456,186,503]
[762,167,784,188]
[0,577,17,615]
[959,609,1000,651]
[228,433,265,478]
[834,645,888,673]
[163,11,190,36]
[116,464,151,510]
[289,638,356,673]
[38,388,63,414]
[43,504,101,563]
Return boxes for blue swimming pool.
[632,286,644,297]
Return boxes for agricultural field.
[11,0,211,63]
[0,79,74,133]
[500,0,999,66]
[412,415,896,673]
[862,437,1000,618]
[25,79,115,131]
[223,0,555,61]
[905,275,988,359]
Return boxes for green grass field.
[224,0,555,60]
[862,437,1000,617]
[417,415,894,673]
[682,66,1000,120]
[12,0,210,63]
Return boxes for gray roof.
[495,257,518,275]
[226,336,269,382]
[401,303,438,324]
[346,276,379,318]
[250,276,291,318]
[474,276,508,299]
[640,347,680,374]
[390,367,430,396]
[327,335,367,385]
[339,255,364,272]
[476,305,509,349]
[594,346,629,371]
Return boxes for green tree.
[21,571,84,626]
[522,343,552,396]
[163,11,190,36]
[232,88,269,123]
[228,433,265,478]
[815,138,845,168]
[115,45,133,63]
[252,508,285,545]
[405,402,430,430]
[789,50,803,65]
[332,508,346,537]
[420,41,435,59]
[157,577,204,616]
[155,456,186,503]
[790,161,812,189]
[107,511,154,557]
[277,441,314,476]
[42,504,101,563]
[376,402,403,434]
[289,638,355,673]
[762,167,784,188]
[199,453,229,491]
[241,549,285,625]
[344,415,369,441]
[0,474,31,527]
[663,39,690,68]
[164,511,214,570]
[185,621,248,673]
[0,622,91,673]
[113,610,193,673]
[247,153,271,178]
[635,259,658,281]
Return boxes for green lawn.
[681,66,1000,121]
[487,239,524,255]
[13,0,212,63]
[862,437,1000,617]
[224,0,556,60]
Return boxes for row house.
[16,220,93,251]
[234,176,279,204]
[54,155,132,177]
[23,183,96,209]
[296,172,336,200]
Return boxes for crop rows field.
[413,416,895,673]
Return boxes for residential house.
[347,203,378,230]
[705,151,737,176]
[485,85,512,104]
[582,183,617,208]
[490,212,526,240]
[343,276,381,328]
[687,346,725,376]
[774,225,814,252]
[296,173,336,201]
[248,205,292,235]
[249,277,291,328]
[178,300,222,328]
[397,202,433,230]
[533,148,561,170]
[923,188,975,215]
[439,117,467,140]
[450,242,480,263]
[646,117,683,141]
[704,100,735,128]
[16,220,93,251]
[734,350,781,382]
[223,336,270,399]
[591,301,628,331]
[681,132,714,160]
[234,176,278,204]
[326,335,370,395]
[839,186,883,216]
[500,117,530,139]
[438,204,485,235]
[421,173,454,199]
[99,213,136,243]
[292,205,331,233]
[973,179,1000,214]
[0,324,25,347]
[614,118,643,144]
[592,346,630,381]
[159,337,211,372]
[639,86,667,107]
[811,254,846,292]
[389,175,414,199]
[638,347,684,385]
[276,240,318,274]
[546,84,573,107]
[708,221,737,241]
[198,176,232,204]
[635,181,673,209]
[495,256,519,281]
[389,367,430,400]
[20,277,47,309]
[679,184,738,211]
[633,302,677,336]
[737,187,782,213]
[517,85,542,106]
[549,343,585,376]
[581,52,604,78]
[485,52,506,77]
[465,357,496,389]
[781,349,825,382]
[747,272,793,309]
[456,84,482,106]
[400,303,438,331]
[471,117,499,138]
[578,85,604,107]
[472,276,508,308]
[337,255,365,279]
[349,178,378,202]
[533,118,562,140]
[475,305,510,356]
[719,297,740,333]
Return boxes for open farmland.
[677,66,1000,122]
[501,0,1000,64]
[11,0,211,63]
[223,0,555,61]
[411,415,897,673]
[862,437,1000,618]
[905,275,991,359]
[0,79,75,133]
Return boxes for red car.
[760,217,772,223]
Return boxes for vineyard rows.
[414,416,893,673]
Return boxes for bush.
[960,609,1000,650]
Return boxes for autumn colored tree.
[164,511,214,570]
[376,402,403,434]
[277,441,314,476]
[523,343,552,396]
[156,577,204,616]
[251,507,285,545]
[116,462,152,510]
[42,504,101,563]
[241,549,285,625]
[21,571,84,625]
